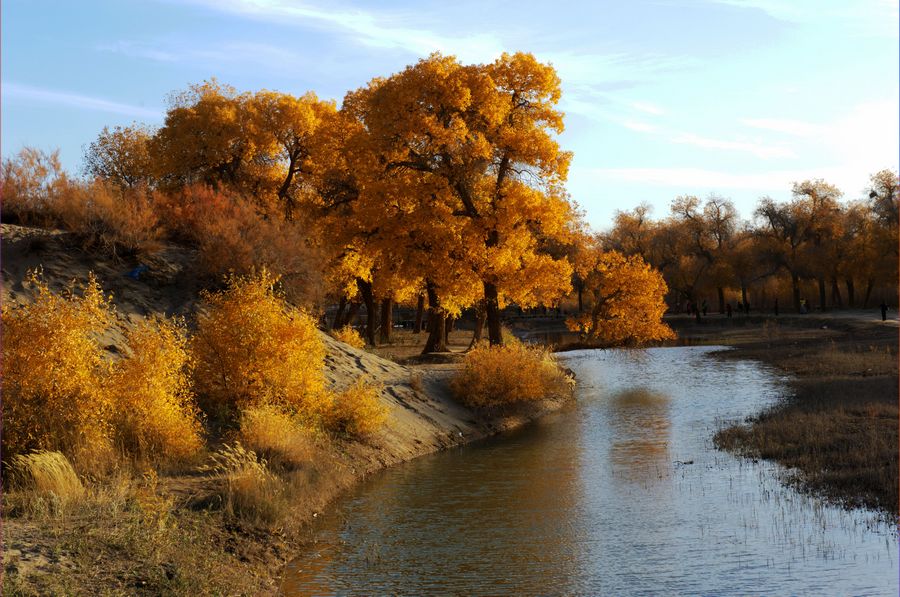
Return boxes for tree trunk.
[818,277,827,311]
[379,297,393,344]
[422,281,448,354]
[791,273,801,313]
[345,302,361,326]
[357,279,377,346]
[468,301,486,350]
[717,287,725,314]
[741,283,748,309]
[484,281,503,346]
[845,278,855,308]
[413,294,425,333]
[577,279,584,313]
[830,279,843,309]
[863,279,874,308]
[332,296,347,330]
[444,315,454,345]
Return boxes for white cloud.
[174,0,504,64]
[3,82,162,119]
[631,101,664,115]
[740,118,822,136]
[670,132,795,159]
[709,0,898,38]
[743,98,900,175]
[622,120,657,133]
[583,166,814,190]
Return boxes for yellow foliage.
[319,380,387,438]
[238,405,316,469]
[329,325,365,348]
[451,340,573,409]
[1,272,115,469]
[191,270,328,416]
[10,451,85,506]
[568,247,675,346]
[109,317,203,462]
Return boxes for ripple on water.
[282,346,898,596]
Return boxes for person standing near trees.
[880,301,888,321]
[773,298,779,317]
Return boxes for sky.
[3,0,898,229]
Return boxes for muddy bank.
[0,224,571,595]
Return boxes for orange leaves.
[568,247,675,346]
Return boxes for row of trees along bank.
[5,52,897,353]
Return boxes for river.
[282,346,898,595]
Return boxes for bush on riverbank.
[191,269,328,418]
[450,340,573,409]
[330,325,366,348]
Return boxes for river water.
[282,346,898,595]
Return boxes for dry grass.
[715,377,898,513]
[7,452,85,516]
[238,405,318,470]
[201,443,290,529]
[714,325,899,514]
[450,339,574,409]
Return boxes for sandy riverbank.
[0,224,571,595]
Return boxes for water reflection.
[607,389,671,485]
[283,346,898,596]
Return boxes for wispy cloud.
[583,166,821,191]
[622,120,657,133]
[670,132,795,159]
[3,82,162,119]
[709,0,898,38]
[173,0,504,63]
[631,101,664,115]
[740,118,822,136]
[99,39,317,75]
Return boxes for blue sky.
[3,0,898,229]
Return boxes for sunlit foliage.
[191,270,327,417]
[329,325,366,348]
[568,245,675,346]
[109,317,203,462]
[450,340,573,409]
[319,381,387,438]
[1,273,116,469]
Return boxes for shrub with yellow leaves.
[329,325,366,349]
[1,272,116,469]
[191,269,327,417]
[109,317,203,463]
[319,380,387,438]
[450,340,573,409]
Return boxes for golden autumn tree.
[352,52,575,349]
[149,80,278,206]
[567,243,674,346]
[83,124,154,188]
[250,90,336,219]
